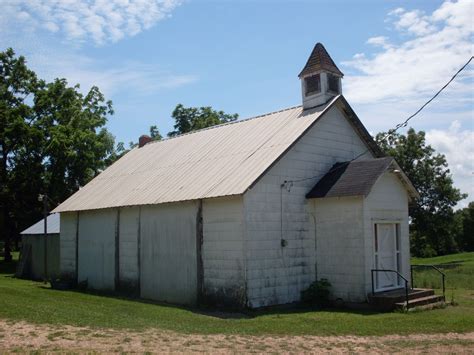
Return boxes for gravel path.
[0,320,473,353]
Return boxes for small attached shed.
[306,157,419,302]
[18,213,60,280]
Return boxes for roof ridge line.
[143,104,303,147]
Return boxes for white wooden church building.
[54,43,418,308]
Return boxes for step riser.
[368,290,435,306]
[395,296,445,310]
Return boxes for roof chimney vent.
[138,135,152,148]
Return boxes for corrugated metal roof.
[54,95,373,213]
[20,213,60,235]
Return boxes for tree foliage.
[376,128,467,256]
[118,105,238,155]
[168,104,238,137]
[454,202,474,252]
[0,48,115,260]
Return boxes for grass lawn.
[0,252,473,336]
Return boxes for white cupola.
[299,43,344,110]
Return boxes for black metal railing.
[411,264,446,300]
[371,269,411,310]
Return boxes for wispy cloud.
[342,0,474,206]
[18,47,198,99]
[1,0,182,46]
[427,121,474,206]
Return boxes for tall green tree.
[0,48,115,260]
[168,104,238,137]
[454,202,474,252]
[376,128,467,257]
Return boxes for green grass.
[412,252,474,290]
[0,253,473,336]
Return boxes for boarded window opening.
[305,74,321,96]
[327,73,340,93]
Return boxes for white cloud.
[426,122,474,207]
[0,0,182,45]
[343,0,473,104]
[391,9,437,35]
[341,0,474,207]
[367,36,392,49]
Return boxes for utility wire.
[283,55,474,186]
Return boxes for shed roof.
[306,157,419,200]
[20,213,60,235]
[54,95,381,213]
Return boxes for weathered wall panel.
[77,209,117,290]
[118,206,139,290]
[202,196,245,306]
[59,212,77,277]
[140,201,198,305]
[311,197,366,302]
[243,105,373,307]
[22,234,60,280]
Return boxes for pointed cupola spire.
[299,43,343,110]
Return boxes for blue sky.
[1,0,473,206]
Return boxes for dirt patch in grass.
[1,320,473,353]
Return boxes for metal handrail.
[371,269,411,310]
[410,264,446,300]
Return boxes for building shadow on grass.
[0,260,18,275]
[35,282,381,320]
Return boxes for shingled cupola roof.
[298,42,344,78]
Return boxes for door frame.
[373,221,402,292]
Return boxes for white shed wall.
[59,212,77,277]
[202,196,245,306]
[243,105,373,307]
[363,172,411,293]
[77,209,117,290]
[140,201,198,305]
[311,197,366,302]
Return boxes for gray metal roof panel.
[20,213,60,235]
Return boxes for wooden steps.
[368,288,445,311]
[394,294,445,310]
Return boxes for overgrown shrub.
[301,278,331,307]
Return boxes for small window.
[305,74,321,96]
[327,73,340,93]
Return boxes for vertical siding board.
[75,211,79,281]
[138,206,141,296]
[77,209,116,290]
[115,208,120,290]
[140,201,198,305]
[59,212,78,279]
[118,206,139,292]
[196,200,204,303]
[202,196,245,306]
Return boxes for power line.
[284,55,474,186]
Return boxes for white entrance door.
[374,223,401,291]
